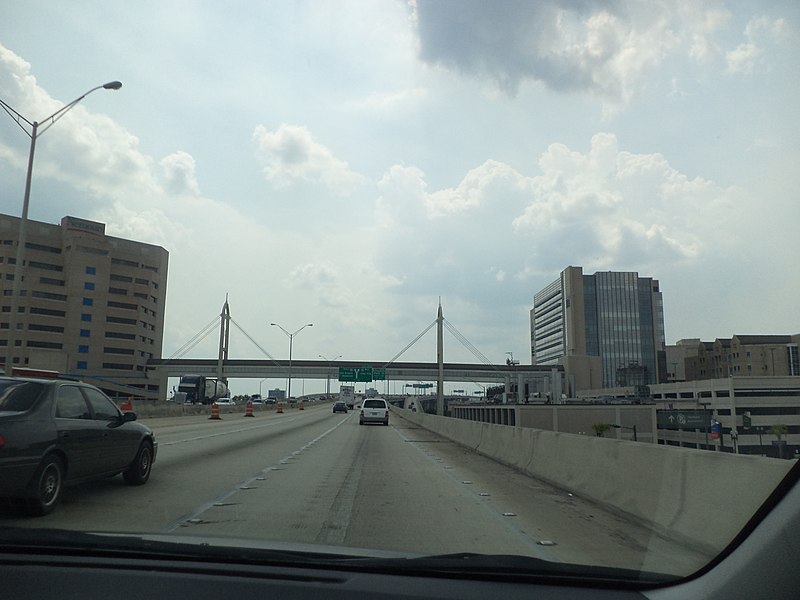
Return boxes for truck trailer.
[178,375,229,405]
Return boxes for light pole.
[270,322,312,401]
[1,81,122,372]
[319,354,342,399]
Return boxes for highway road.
[0,403,710,575]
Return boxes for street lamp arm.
[270,322,291,338]
[1,81,122,139]
[0,98,35,134]
[291,323,313,336]
[36,81,123,137]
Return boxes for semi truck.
[178,375,229,405]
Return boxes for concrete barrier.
[393,407,793,553]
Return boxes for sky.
[1,1,798,395]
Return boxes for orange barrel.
[244,401,254,417]
[209,402,222,420]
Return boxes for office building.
[1,214,168,399]
[684,334,800,380]
[531,266,666,391]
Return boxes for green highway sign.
[658,409,710,430]
[338,366,384,382]
[338,367,357,382]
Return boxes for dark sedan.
[332,401,348,413]
[0,376,157,515]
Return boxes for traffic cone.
[277,402,284,414]
[209,402,222,420]
[244,400,254,417]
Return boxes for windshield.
[0,0,798,587]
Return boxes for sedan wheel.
[28,455,64,516]
[123,441,153,485]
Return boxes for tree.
[769,424,788,441]
[770,424,789,459]
[592,423,611,437]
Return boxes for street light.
[1,81,123,372]
[270,322,312,401]
[319,354,342,399]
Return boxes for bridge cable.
[164,315,220,361]
[382,319,437,367]
[443,318,499,369]
[229,317,282,365]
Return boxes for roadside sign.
[338,366,384,382]
[657,409,710,430]
[338,367,356,382]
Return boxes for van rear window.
[363,400,386,408]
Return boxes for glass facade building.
[531,267,666,388]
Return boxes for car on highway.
[360,398,389,426]
[0,375,157,515]
[332,401,348,413]
[214,397,235,405]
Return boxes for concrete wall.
[395,407,793,553]
[454,403,658,443]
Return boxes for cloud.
[410,0,683,106]
[372,131,741,304]
[160,151,200,196]
[511,132,732,271]
[252,123,366,195]
[0,44,155,207]
[726,16,786,74]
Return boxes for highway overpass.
[145,357,565,402]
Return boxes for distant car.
[332,401,348,413]
[250,398,265,405]
[360,398,389,426]
[214,398,235,405]
[0,375,157,515]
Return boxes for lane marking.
[158,416,302,446]
[162,415,352,532]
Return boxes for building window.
[76,361,88,370]
[85,266,96,275]
[84,281,95,291]
[83,297,93,306]
[78,345,89,354]
[79,329,90,338]
[81,313,92,322]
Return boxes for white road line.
[163,415,352,532]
